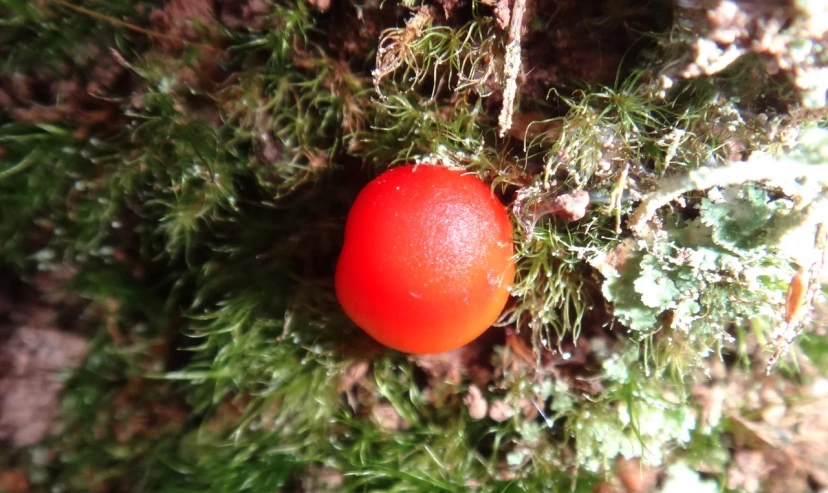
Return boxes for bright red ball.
[335,164,515,354]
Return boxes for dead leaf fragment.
[616,457,657,493]
[493,0,510,29]
[412,345,480,385]
[537,190,591,222]
[726,450,767,493]
[0,470,30,493]
[508,112,562,142]
[487,399,514,422]
[338,360,370,393]
[463,384,488,420]
[784,267,808,325]
[300,465,343,491]
[372,403,408,431]
[306,0,331,11]
[339,360,371,410]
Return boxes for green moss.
[0,0,148,73]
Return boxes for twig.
[628,157,828,236]
[497,0,527,137]
[608,163,630,234]
[50,0,216,51]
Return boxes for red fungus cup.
[335,164,515,354]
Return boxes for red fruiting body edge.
[335,164,516,354]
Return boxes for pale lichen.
[671,0,828,108]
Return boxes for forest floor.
[1,0,827,491]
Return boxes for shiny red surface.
[335,164,515,354]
